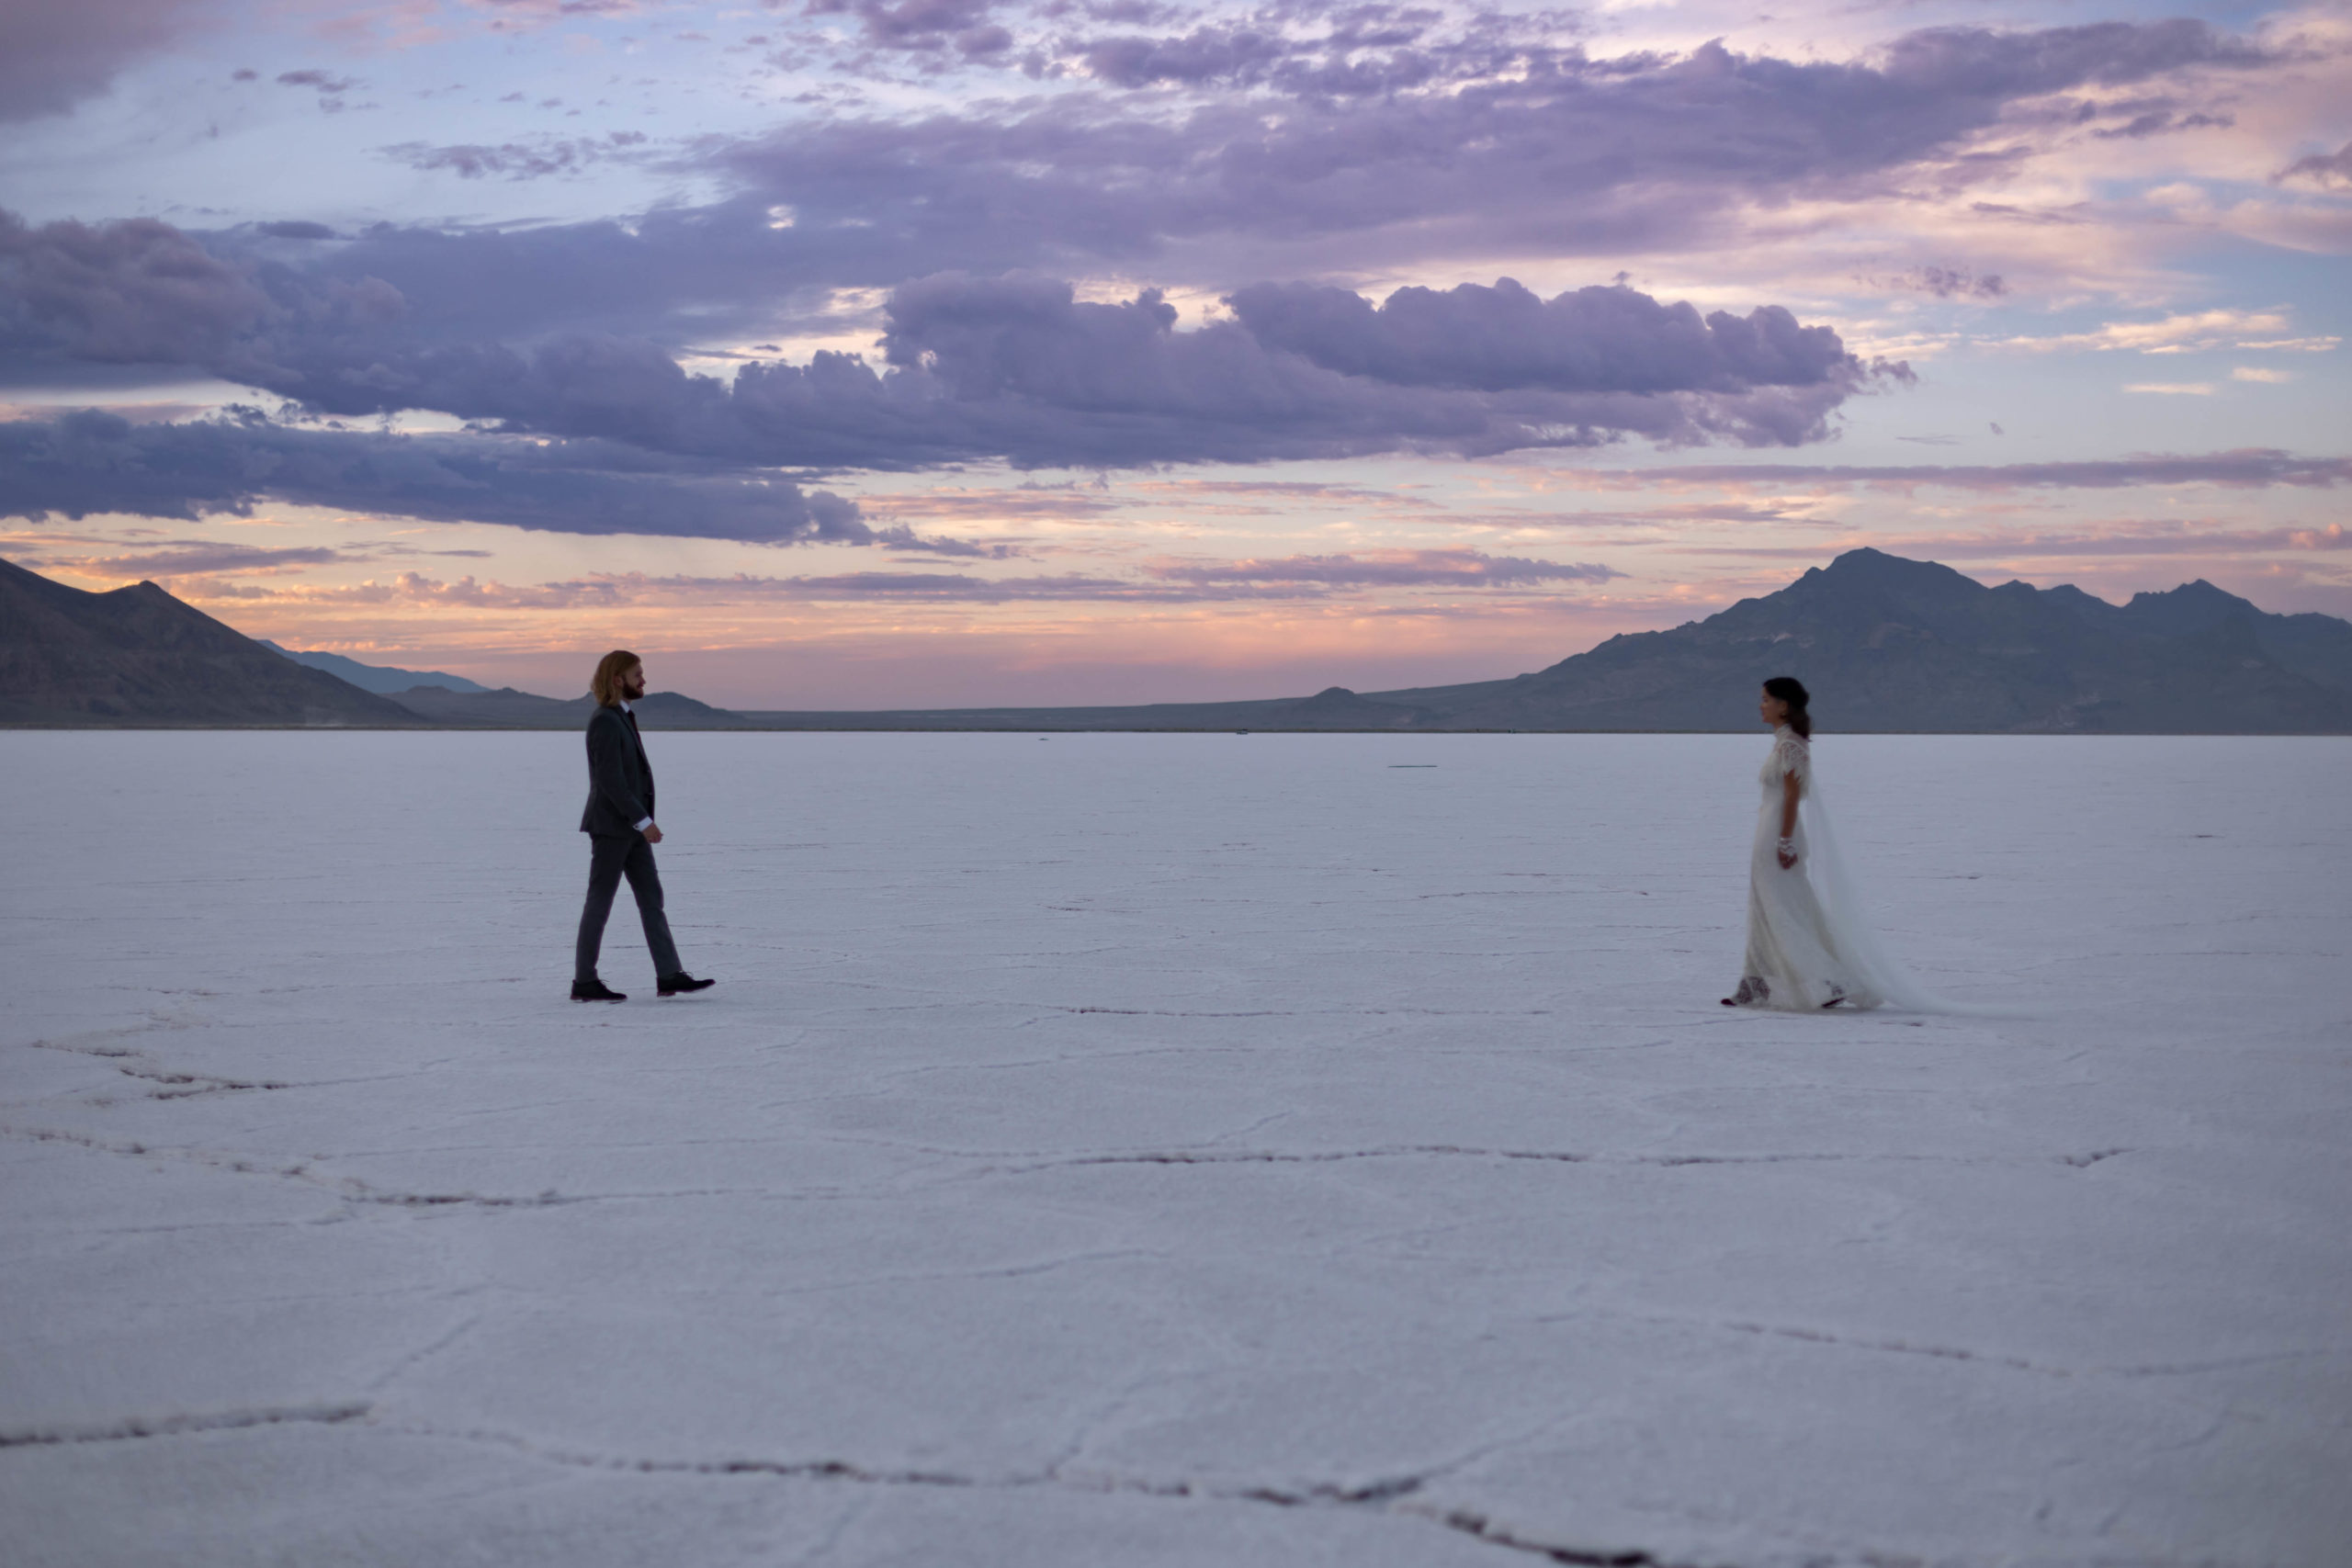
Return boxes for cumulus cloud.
[812,0,1012,56]
[0,409,872,544]
[0,218,1902,467]
[0,209,274,367]
[1227,280,1875,397]
[847,272,1894,463]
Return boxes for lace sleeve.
[1771,733,1811,791]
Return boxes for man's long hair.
[590,649,642,708]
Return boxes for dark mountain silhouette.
[8,549,2347,732]
[1365,548,2352,733]
[1,557,423,728]
[736,549,2352,733]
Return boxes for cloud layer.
[4,2,2346,658]
[0,13,2307,538]
[2,212,1899,483]
[0,409,868,544]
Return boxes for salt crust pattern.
[3,732,2346,1566]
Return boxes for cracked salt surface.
[3,732,2346,1567]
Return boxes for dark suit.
[574,704,683,982]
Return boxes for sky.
[0,0,2346,707]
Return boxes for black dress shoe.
[658,973,716,997]
[571,978,628,1002]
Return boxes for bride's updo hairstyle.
[1763,676,1812,739]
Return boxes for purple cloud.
[0,409,871,544]
[282,19,2275,360]
[1894,266,2007,299]
[763,271,1890,463]
[2277,141,2352,187]
[0,0,213,123]
[0,209,273,366]
[379,132,650,182]
[1227,279,1878,396]
[2090,109,2233,141]
[275,69,358,94]
[1076,25,1298,88]
[811,0,1012,55]
[0,218,1899,467]
[1873,19,2263,95]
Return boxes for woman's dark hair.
[1763,675,1812,739]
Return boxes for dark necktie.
[625,709,650,775]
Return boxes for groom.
[571,649,715,1002]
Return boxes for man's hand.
[643,823,664,844]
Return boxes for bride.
[1723,677,1951,1013]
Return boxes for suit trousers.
[575,831,683,983]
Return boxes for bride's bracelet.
[1776,836,1796,856]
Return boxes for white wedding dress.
[1728,727,1951,1013]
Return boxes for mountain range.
[729,549,2352,734]
[257,641,487,695]
[1,557,423,728]
[5,549,2348,732]
[1366,547,2352,734]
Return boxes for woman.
[1723,677,1883,1010]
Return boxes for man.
[572,649,716,1002]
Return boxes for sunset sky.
[2,0,2346,706]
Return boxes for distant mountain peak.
[1368,547,2352,734]
[259,639,490,695]
[2,558,422,728]
[2117,578,2266,637]
[2129,579,2245,608]
[1814,547,1984,592]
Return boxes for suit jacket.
[580,704,657,837]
